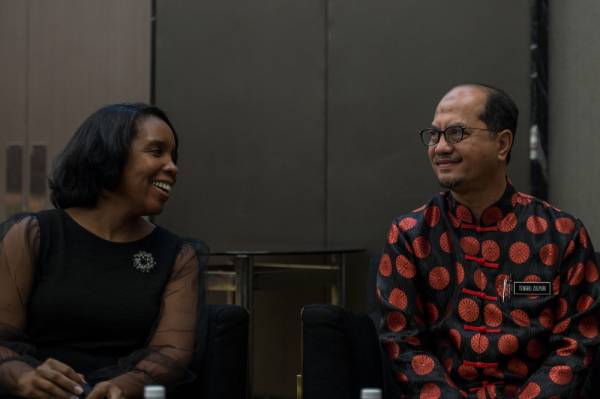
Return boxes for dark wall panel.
[155,1,327,250]
[327,0,531,253]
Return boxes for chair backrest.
[173,238,249,399]
[301,304,383,399]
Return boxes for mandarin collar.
[445,179,517,227]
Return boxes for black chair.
[171,240,249,399]
[300,304,387,399]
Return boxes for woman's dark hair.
[49,103,178,208]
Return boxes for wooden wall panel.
[0,1,28,220]
[26,0,151,211]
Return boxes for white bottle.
[360,387,382,399]
[144,385,166,399]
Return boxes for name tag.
[512,281,551,296]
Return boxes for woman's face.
[114,116,178,216]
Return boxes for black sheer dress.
[0,209,199,398]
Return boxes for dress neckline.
[59,208,158,245]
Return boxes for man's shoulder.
[389,193,446,231]
[514,190,583,229]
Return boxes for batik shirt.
[377,182,599,399]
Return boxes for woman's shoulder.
[0,212,41,241]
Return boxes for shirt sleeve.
[0,215,40,393]
[516,220,600,398]
[104,242,200,398]
[377,220,464,398]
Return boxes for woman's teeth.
[153,181,172,193]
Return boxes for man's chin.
[437,176,461,190]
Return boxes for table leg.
[337,252,347,308]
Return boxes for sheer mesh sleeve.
[91,241,200,398]
[0,214,40,392]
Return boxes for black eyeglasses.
[419,126,493,146]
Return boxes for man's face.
[428,86,503,193]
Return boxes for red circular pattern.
[384,340,400,359]
[439,231,452,253]
[508,358,528,378]
[411,354,435,375]
[456,262,465,285]
[555,217,575,234]
[460,236,480,256]
[563,240,575,259]
[483,367,504,379]
[429,266,450,290]
[482,206,503,225]
[379,254,392,277]
[398,217,418,232]
[420,383,441,399]
[426,303,439,324]
[579,316,599,338]
[470,333,489,354]
[457,364,478,380]
[412,204,427,213]
[443,357,453,373]
[474,269,487,291]
[449,329,461,349]
[557,338,578,357]
[567,262,585,286]
[405,336,421,346]
[555,298,568,320]
[386,311,407,332]
[498,334,519,355]
[495,274,510,297]
[539,308,554,329]
[539,243,559,266]
[526,339,544,359]
[458,298,480,322]
[586,261,599,283]
[553,275,561,295]
[484,303,502,327]
[499,212,518,232]
[396,255,417,278]
[388,223,399,244]
[553,318,570,334]
[577,294,594,313]
[549,365,572,385]
[389,288,408,310]
[449,212,461,228]
[481,240,500,262]
[396,372,409,383]
[518,382,540,399]
[511,309,530,327]
[456,205,473,223]
[580,227,589,248]
[413,236,432,259]
[526,215,548,234]
[424,206,441,228]
[509,241,530,264]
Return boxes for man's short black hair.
[49,103,178,209]
[465,83,519,164]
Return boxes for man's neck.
[451,177,508,223]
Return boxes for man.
[377,83,599,398]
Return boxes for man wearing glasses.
[377,83,599,398]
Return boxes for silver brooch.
[132,250,156,273]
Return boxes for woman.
[0,103,200,399]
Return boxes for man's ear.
[496,129,513,162]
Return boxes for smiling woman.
[0,104,200,399]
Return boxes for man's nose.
[434,133,453,153]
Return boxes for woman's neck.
[65,203,154,242]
